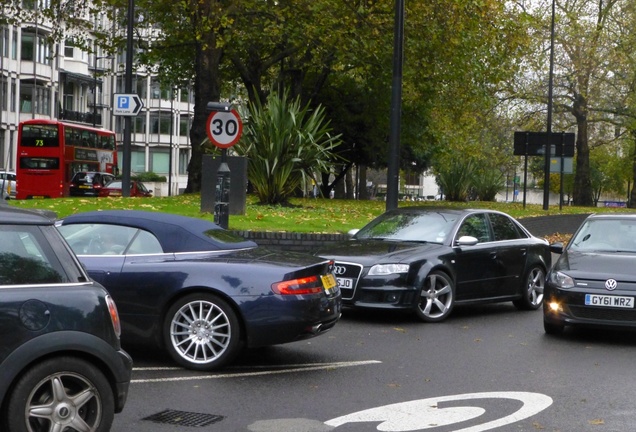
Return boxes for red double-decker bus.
[16,120,118,199]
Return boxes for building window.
[179,115,191,136]
[19,84,32,113]
[150,149,169,174]
[135,76,147,99]
[11,30,17,59]
[150,112,170,134]
[10,79,16,111]
[63,81,74,111]
[133,116,146,134]
[21,33,34,61]
[64,39,74,58]
[179,88,190,103]
[37,35,51,65]
[36,86,50,115]
[1,27,9,57]
[1,78,7,110]
[131,150,146,172]
[179,149,188,175]
[150,77,160,99]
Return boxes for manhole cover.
[143,409,225,427]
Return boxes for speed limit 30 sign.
[206,109,243,149]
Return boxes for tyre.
[544,318,564,335]
[6,356,114,432]
[164,293,242,371]
[415,271,455,323]
[513,266,545,310]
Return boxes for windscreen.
[355,211,459,243]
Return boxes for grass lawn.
[7,193,635,234]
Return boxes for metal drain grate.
[143,409,225,427]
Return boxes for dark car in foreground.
[69,171,115,197]
[544,214,636,334]
[57,210,342,371]
[0,205,131,431]
[99,179,152,197]
[315,207,551,322]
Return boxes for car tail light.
[272,275,323,295]
[105,295,122,337]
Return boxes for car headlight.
[368,264,410,276]
[550,271,575,289]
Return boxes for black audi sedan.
[56,210,342,371]
[315,207,551,322]
[544,213,636,334]
[0,205,131,432]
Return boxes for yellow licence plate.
[321,274,337,293]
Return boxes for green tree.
[231,90,342,205]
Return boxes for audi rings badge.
[333,265,347,276]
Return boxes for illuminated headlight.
[550,271,575,289]
[368,264,409,276]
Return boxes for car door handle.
[490,252,497,259]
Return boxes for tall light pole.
[168,87,174,196]
[122,0,134,197]
[543,0,556,210]
[386,0,405,211]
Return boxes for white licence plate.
[585,294,634,308]
[337,277,354,289]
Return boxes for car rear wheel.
[164,293,242,371]
[415,271,455,322]
[543,318,564,335]
[6,356,114,432]
[513,266,545,310]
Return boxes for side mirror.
[550,242,564,254]
[348,229,359,237]
[456,235,479,246]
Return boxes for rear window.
[0,225,69,285]
[20,157,60,170]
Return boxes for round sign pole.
[205,107,243,229]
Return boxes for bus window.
[20,125,59,147]
[19,157,60,169]
[100,135,115,150]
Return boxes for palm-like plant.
[235,90,342,205]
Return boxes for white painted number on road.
[324,391,553,432]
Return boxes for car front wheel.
[164,293,242,371]
[415,271,455,322]
[6,356,114,432]
[513,266,545,310]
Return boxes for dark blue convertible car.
[57,210,342,371]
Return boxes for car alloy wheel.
[513,266,545,310]
[164,293,241,371]
[416,270,455,322]
[7,357,114,432]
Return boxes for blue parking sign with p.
[117,96,130,109]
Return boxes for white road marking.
[324,391,553,432]
[131,360,382,383]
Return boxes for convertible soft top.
[60,210,257,252]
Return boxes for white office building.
[0,2,193,195]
